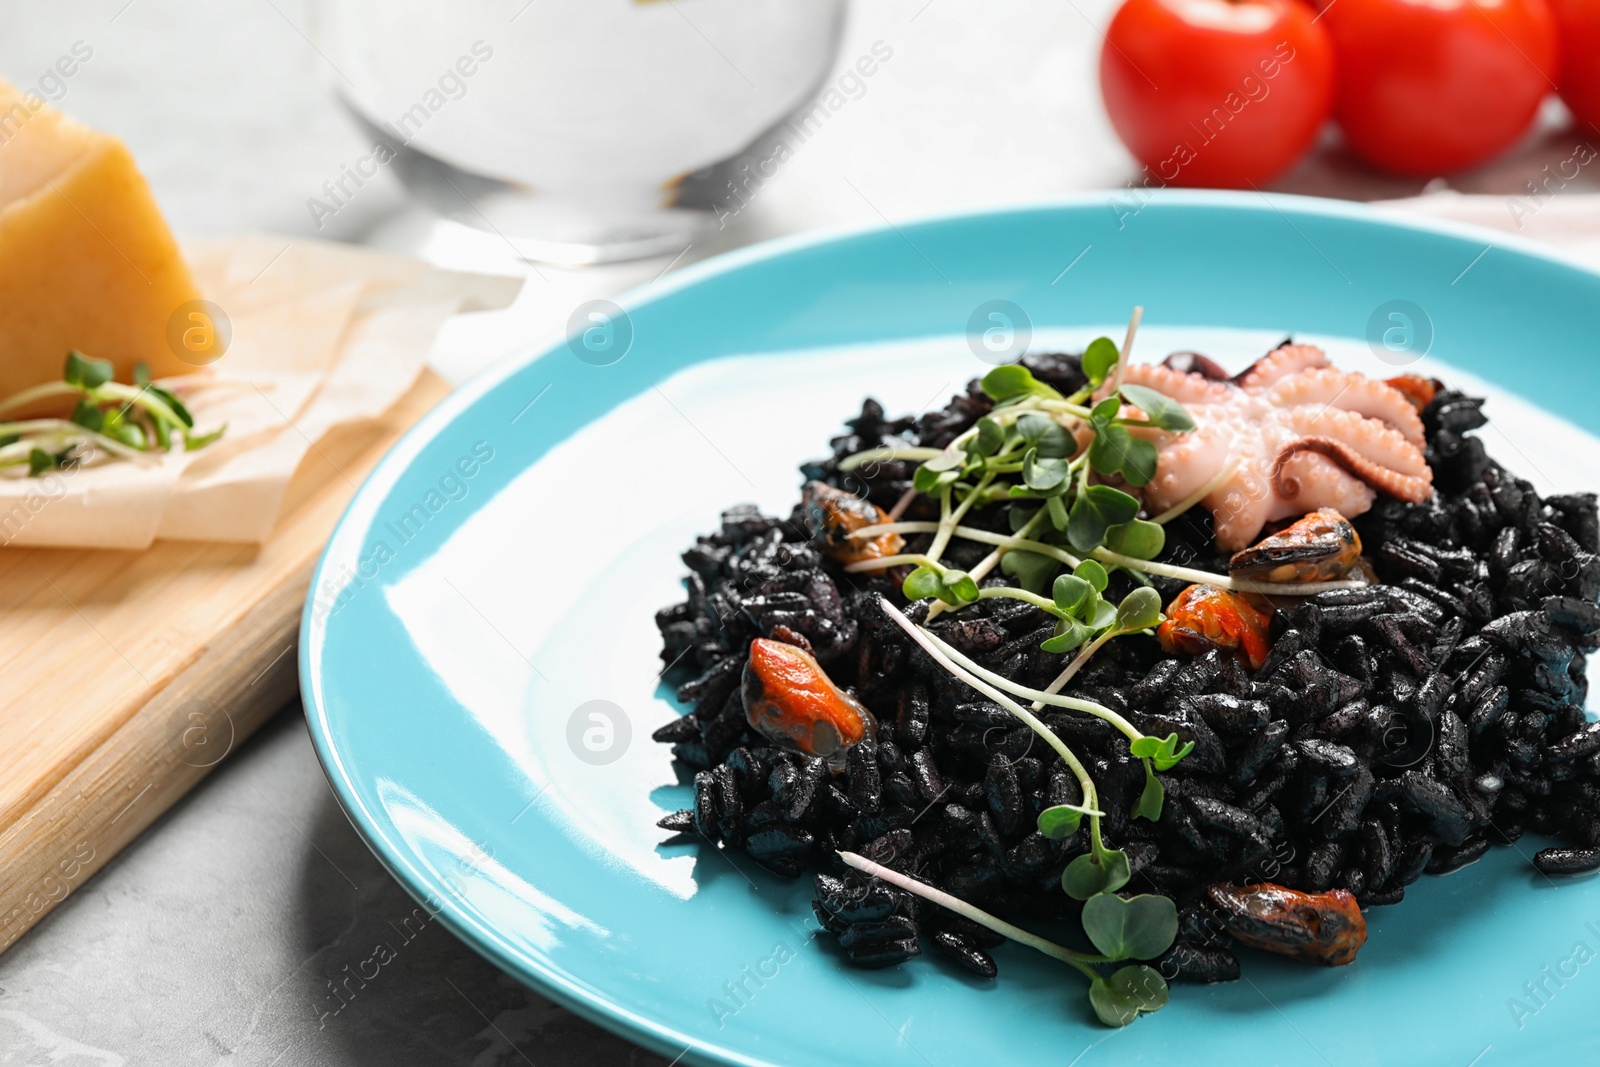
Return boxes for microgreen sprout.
[874,598,1179,1026]
[1028,584,1164,705]
[0,352,225,476]
[901,562,979,607]
[839,849,1176,1027]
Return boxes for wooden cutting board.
[0,370,450,955]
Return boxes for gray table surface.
[5,2,1597,1064]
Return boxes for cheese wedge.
[0,80,204,399]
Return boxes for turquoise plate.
[303,192,1600,1066]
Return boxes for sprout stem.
[1032,629,1118,711]
[97,382,187,429]
[0,380,188,432]
[926,508,1049,621]
[0,382,79,417]
[842,553,938,573]
[1089,546,1365,596]
[1110,306,1143,395]
[0,420,155,465]
[0,419,92,437]
[877,597,1099,810]
[1150,458,1240,525]
[885,485,918,522]
[849,522,1082,570]
[837,850,1106,977]
[1034,399,1097,421]
[837,445,945,472]
[997,536,1084,569]
[850,520,942,538]
[974,587,1059,613]
[927,472,990,562]
[919,627,1144,743]
[967,507,1049,587]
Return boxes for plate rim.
[298,188,1600,1066]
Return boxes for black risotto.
[653,350,1600,984]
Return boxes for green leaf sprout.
[1000,548,1058,595]
[839,846,1174,1031]
[64,351,114,391]
[1103,518,1165,561]
[1081,892,1179,961]
[903,563,981,607]
[0,352,225,477]
[1082,336,1119,386]
[1017,412,1075,458]
[1062,846,1132,900]
[1133,759,1166,822]
[980,364,1062,404]
[1130,731,1196,772]
[1040,616,1092,654]
[1118,383,1197,432]
[972,415,1006,457]
[1087,422,1159,486]
[1023,449,1071,491]
[1038,801,1100,840]
[1075,559,1109,592]
[1114,586,1163,632]
[1052,572,1093,615]
[1067,485,1140,554]
[1089,965,1170,1027]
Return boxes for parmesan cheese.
[0,80,204,399]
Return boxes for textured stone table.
[2,1,1595,1064]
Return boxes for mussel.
[1384,373,1440,413]
[1207,882,1368,966]
[743,637,876,761]
[802,481,904,565]
[1229,508,1363,584]
[1157,584,1273,671]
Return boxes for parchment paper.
[0,236,522,550]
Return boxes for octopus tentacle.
[1097,361,1237,405]
[1265,368,1426,448]
[1139,421,1234,515]
[1273,436,1433,503]
[1285,405,1430,477]
[1257,412,1377,530]
[1163,351,1231,380]
[1266,451,1376,527]
[1210,459,1280,553]
[1237,344,1330,391]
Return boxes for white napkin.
[1383,190,1600,265]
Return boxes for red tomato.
[1099,0,1335,188]
[1322,0,1559,176]
[1547,0,1600,132]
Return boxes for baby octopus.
[1101,343,1434,551]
